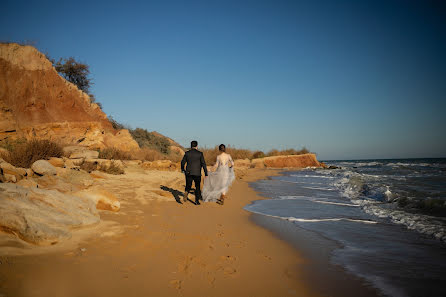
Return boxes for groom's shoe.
[195,199,201,205]
[183,193,188,203]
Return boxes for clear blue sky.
[2,0,445,160]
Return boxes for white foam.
[313,200,360,207]
[302,186,336,191]
[248,209,378,225]
[290,174,335,179]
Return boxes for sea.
[245,158,446,297]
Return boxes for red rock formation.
[262,153,321,168]
[0,43,139,151]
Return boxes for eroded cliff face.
[0,43,139,151]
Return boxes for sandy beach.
[0,167,321,297]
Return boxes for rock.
[69,150,99,159]
[170,146,185,157]
[262,154,321,168]
[4,173,17,183]
[142,160,178,171]
[103,129,140,152]
[25,168,34,177]
[56,168,94,188]
[31,160,57,176]
[36,174,79,193]
[74,186,120,212]
[16,178,38,189]
[0,183,99,245]
[234,167,248,179]
[123,160,142,166]
[63,158,81,169]
[47,157,65,168]
[234,159,251,168]
[251,158,265,169]
[0,159,26,181]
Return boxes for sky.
[1,0,445,160]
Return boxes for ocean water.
[245,158,446,297]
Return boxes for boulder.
[170,145,185,157]
[3,173,17,183]
[56,168,94,188]
[74,186,120,212]
[63,158,83,169]
[234,159,251,168]
[16,178,38,189]
[0,183,99,245]
[31,160,57,176]
[142,160,178,171]
[251,158,265,169]
[103,129,140,152]
[47,157,65,168]
[0,159,26,181]
[36,174,80,193]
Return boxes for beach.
[0,168,321,297]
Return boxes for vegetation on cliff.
[0,139,63,168]
[202,146,310,165]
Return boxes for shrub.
[2,139,63,168]
[252,151,265,159]
[99,161,124,175]
[108,116,128,130]
[130,128,171,154]
[266,147,309,157]
[99,148,131,160]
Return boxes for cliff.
[0,43,139,151]
[234,153,322,169]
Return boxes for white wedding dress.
[202,153,235,202]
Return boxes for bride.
[202,144,235,205]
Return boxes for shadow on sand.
[160,186,200,205]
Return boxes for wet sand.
[0,168,319,297]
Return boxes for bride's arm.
[229,155,234,168]
[211,156,220,171]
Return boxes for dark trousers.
[185,174,202,201]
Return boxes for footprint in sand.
[169,279,182,290]
[223,266,237,276]
[220,255,236,261]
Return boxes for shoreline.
[0,168,319,297]
[245,170,382,297]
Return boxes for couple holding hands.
[180,141,235,206]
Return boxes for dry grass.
[99,148,131,160]
[1,139,63,168]
[266,148,309,157]
[99,161,124,175]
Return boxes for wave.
[313,200,360,207]
[290,174,335,179]
[247,209,378,224]
[301,186,336,191]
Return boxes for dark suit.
[181,149,208,202]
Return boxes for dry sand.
[0,168,320,297]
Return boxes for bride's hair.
[219,144,226,152]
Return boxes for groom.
[181,140,208,205]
